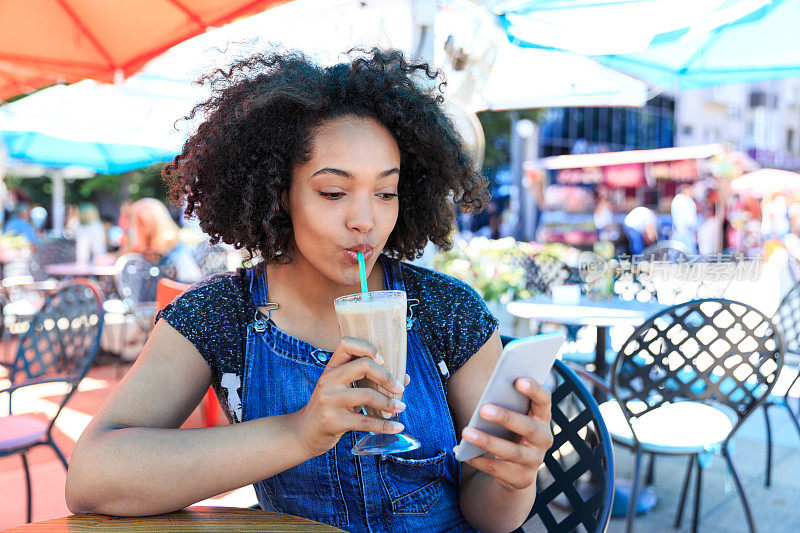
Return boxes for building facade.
[537,94,676,158]
[675,79,800,170]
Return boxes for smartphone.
[453,332,565,462]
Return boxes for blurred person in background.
[75,203,107,264]
[623,205,657,255]
[762,192,790,241]
[593,187,614,241]
[697,202,718,257]
[3,202,40,245]
[127,197,201,283]
[671,184,698,254]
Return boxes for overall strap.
[248,267,279,332]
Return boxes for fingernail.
[520,379,534,390]
[483,405,500,418]
[375,352,385,365]
[394,380,404,392]
[393,399,406,411]
[391,422,404,432]
[464,428,478,440]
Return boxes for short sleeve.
[155,272,247,384]
[400,262,499,375]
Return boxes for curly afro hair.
[163,48,489,265]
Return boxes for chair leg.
[645,453,656,485]
[723,444,758,533]
[21,452,32,523]
[625,448,643,533]
[693,455,703,533]
[50,440,69,470]
[763,405,773,487]
[675,454,695,528]
[785,397,800,441]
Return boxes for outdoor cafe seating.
[591,299,784,533]
[0,279,104,524]
[763,280,800,487]
[500,336,614,533]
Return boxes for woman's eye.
[378,193,399,200]
[319,192,344,199]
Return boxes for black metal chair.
[98,253,166,369]
[500,335,615,533]
[28,237,76,282]
[601,299,784,533]
[764,281,800,487]
[114,253,164,305]
[526,254,572,296]
[0,279,104,523]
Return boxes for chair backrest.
[8,279,104,385]
[156,278,189,313]
[611,299,784,432]
[29,238,76,281]
[774,281,800,356]
[640,240,690,263]
[501,335,614,533]
[115,253,164,305]
[526,254,572,295]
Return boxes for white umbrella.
[731,169,800,198]
[139,0,648,111]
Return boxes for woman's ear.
[282,190,290,215]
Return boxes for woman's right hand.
[291,337,406,458]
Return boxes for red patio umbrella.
[0,0,289,100]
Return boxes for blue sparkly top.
[156,255,498,423]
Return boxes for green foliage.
[477,109,544,168]
[433,237,537,304]
[5,163,167,207]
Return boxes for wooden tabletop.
[3,506,346,532]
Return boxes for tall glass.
[334,290,421,455]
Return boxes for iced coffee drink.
[334,290,407,417]
[334,290,420,455]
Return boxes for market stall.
[527,144,757,249]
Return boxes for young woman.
[66,49,553,533]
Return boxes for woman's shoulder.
[155,269,252,364]
[156,269,247,345]
[397,260,498,374]
[166,268,249,312]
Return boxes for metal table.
[507,294,667,378]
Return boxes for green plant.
[433,237,538,304]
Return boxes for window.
[682,125,694,136]
[788,129,795,153]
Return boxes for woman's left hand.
[458,378,553,491]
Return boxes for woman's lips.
[345,247,373,263]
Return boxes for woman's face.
[287,115,401,288]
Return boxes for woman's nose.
[346,196,374,233]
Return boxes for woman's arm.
[65,320,312,516]
[66,322,404,517]
[447,330,553,533]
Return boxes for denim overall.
[241,256,476,532]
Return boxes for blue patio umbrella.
[496,0,800,90]
[596,0,800,90]
[1,131,177,174]
[0,75,202,174]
